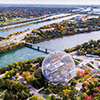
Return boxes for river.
[0,13,70,30]
[0,13,100,67]
[0,14,81,37]
[0,30,100,67]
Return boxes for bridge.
[25,42,56,53]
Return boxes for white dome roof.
[42,51,75,83]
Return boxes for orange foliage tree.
[84,69,91,74]
[76,70,84,76]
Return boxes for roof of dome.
[74,17,85,21]
[42,51,76,83]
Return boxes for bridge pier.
[38,47,39,51]
[45,49,47,53]
[29,45,32,48]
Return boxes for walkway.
[0,73,5,78]
[72,54,100,70]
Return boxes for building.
[42,51,80,83]
[74,17,85,22]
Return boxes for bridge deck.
[25,42,55,52]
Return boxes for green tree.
[0,78,5,88]
[46,88,52,94]
[91,87,99,94]
[81,92,87,100]
[62,94,69,100]
[18,90,29,100]
[4,79,11,89]
[70,78,77,86]
[49,94,56,100]
[29,95,44,100]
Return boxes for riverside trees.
[0,42,25,54]
[64,39,100,56]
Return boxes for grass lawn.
[74,60,79,65]
[98,67,100,69]
[76,58,80,61]
[87,64,94,69]
[38,89,46,94]
[0,19,16,24]
[14,38,17,40]
[44,96,50,100]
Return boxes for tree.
[77,70,81,76]
[82,82,88,88]
[32,79,41,89]
[49,94,56,100]
[77,50,83,55]
[81,92,87,100]
[14,82,26,92]
[89,83,95,91]
[62,94,69,100]
[70,78,77,86]
[18,90,29,100]
[5,69,15,78]
[63,89,70,94]
[4,79,11,89]
[83,95,92,100]
[13,62,18,66]
[15,73,19,79]
[29,95,44,100]
[16,66,21,70]
[77,70,84,77]
[91,87,99,94]
[68,90,76,100]
[0,78,5,88]
[26,76,35,84]
[46,88,52,94]
[86,48,91,54]
[84,69,91,74]
[4,92,15,100]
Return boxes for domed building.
[74,17,85,22]
[42,51,77,83]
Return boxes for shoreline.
[31,29,100,44]
[0,14,53,27]
[0,13,75,32]
[0,28,100,54]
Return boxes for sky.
[0,0,100,5]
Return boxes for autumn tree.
[84,69,91,74]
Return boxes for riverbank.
[26,27,100,44]
[0,13,75,32]
[0,28,100,54]
[64,39,100,56]
[0,14,53,27]
[0,42,25,54]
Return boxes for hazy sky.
[0,0,100,5]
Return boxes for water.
[0,14,80,37]
[37,31,100,50]
[0,30,100,67]
[0,13,99,67]
[0,13,69,31]
[0,47,47,67]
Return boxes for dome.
[74,17,85,22]
[42,51,75,83]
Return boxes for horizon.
[0,0,100,5]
